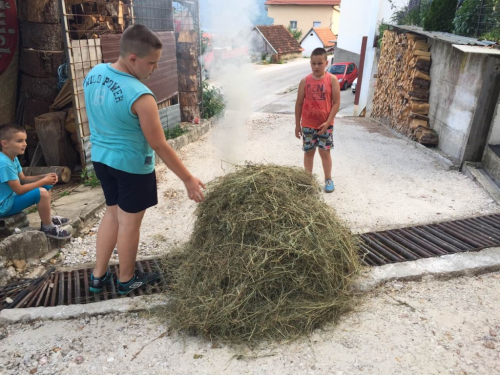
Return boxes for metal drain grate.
[0,260,166,311]
[360,213,500,266]
[3,214,500,310]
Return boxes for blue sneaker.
[89,270,113,293]
[325,179,335,193]
[117,270,160,295]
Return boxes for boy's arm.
[19,173,57,185]
[133,94,205,202]
[295,78,306,139]
[8,175,54,196]
[318,75,341,135]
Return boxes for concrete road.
[251,58,355,114]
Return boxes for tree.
[287,26,303,41]
[423,0,458,32]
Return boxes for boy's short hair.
[120,24,163,58]
[0,123,25,142]
[311,48,328,60]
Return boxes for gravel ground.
[60,113,499,266]
[1,272,499,375]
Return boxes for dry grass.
[160,164,361,342]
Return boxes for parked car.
[327,62,358,90]
[352,78,358,94]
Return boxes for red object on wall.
[0,0,19,77]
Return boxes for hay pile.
[163,164,360,342]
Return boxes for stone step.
[0,213,29,238]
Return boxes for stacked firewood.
[66,0,130,39]
[372,30,438,146]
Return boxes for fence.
[59,0,201,168]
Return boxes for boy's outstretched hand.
[184,175,206,203]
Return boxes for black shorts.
[93,162,158,213]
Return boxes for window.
[290,21,297,30]
[347,64,354,74]
[313,21,321,27]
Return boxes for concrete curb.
[462,162,500,206]
[357,247,500,291]
[0,294,166,324]
[165,117,217,153]
[368,118,460,171]
[2,248,500,324]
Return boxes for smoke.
[202,0,262,168]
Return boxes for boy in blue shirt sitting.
[0,123,71,239]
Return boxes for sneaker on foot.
[40,225,72,239]
[325,179,335,193]
[52,216,71,226]
[89,270,113,293]
[117,271,160,295]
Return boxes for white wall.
[301,31,322,57]
[336,0,406,55]
[488,96,500,145]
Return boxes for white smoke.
[202,0,262,168]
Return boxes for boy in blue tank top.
[83,24,205,295]
[0,123,71,239]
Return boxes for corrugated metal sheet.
[159,104,181,129]
[389,25,497,47]
[100,31,179,103]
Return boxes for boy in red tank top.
[295,48,341,193]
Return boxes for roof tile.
[256,25,303,54]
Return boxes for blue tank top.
[83,63,156,174]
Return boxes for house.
[300,27,336,57]
[265,0,341,35]
[249,25,303,62]
[333,0,407,116]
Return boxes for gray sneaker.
[40,226,72,240]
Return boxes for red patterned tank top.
[301,73,334,129]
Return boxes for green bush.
[164,125,188,140]
[423,0,457,32]
[453,0,479,36]
[202,81,225,119]
[81,168,100,188]
[287,26,303,41]
[481,29,500,42]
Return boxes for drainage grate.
[0,260,166,311]
[360,213,500,266]
[3,214,500,310]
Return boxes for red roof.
[256,25,303,54]
[265,0,341,5]
[313,27,337,47]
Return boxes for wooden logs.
[20,50,65,78]
[371,30,437,146]
[20,22,63,50]
[18,0,60,24]
[22,166,72,184]
[35,112,78,170]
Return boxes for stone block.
[0,231,49,260]
[0,213,29,238]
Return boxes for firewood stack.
[66,0,130,40]
[372,30,438,146]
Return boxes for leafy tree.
[287,26,303,41]
[423,0,458,32]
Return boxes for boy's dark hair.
[120,24,163,58]
[311,48,328,60]
[0,123,25,142]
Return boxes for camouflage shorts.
[302,126,334,152]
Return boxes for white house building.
[300,27,336,57]
[334,0,407,115]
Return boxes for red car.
[327,62,358,91]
